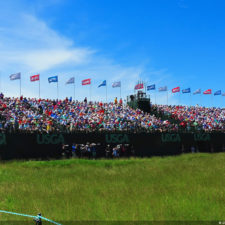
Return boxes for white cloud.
[0,14,93,72]
[0,3,173,104]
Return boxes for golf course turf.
[0,153,224,223]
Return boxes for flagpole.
[120,84,121,99]
[106,83,107,102]
[57,81,58,99]
[74,78,75,101]
[155,89,156,104]
[211,94,213,107]
[179,91,181,105]
[20,76,21,97]
[90,83,91,101]
[167,90,168,105]
[39,75,40,99]
[200,93,202,106]
[190,92,192,106]
[0,71,1,93]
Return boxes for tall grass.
[0,153,224,222]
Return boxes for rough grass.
[0,153,224,223]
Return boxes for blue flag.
[182,88,191,94]
[66,77,74,84]
[10,73,21,80]
[48,76,58,83]
[158,86,167,92]
[214,90,221,96]
[98,80,106,88]
[147,84,155,91]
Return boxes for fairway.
[0,153,224,223]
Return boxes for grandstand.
[0,93,225,159]
[0,93,224,132]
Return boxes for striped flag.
[203,89,212,94]
[82,78,91,85]
[10,73,21,80]
[112,81,121,88]
[30,74,40,82]
[193,89,201,95]
[172,87,180,93]
[66,77,75,84]
[158,86,167,92]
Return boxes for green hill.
[0,153,224,223]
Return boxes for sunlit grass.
[0,153,224,222]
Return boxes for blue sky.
[0,0,225,107]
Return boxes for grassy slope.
[0,153,224,222]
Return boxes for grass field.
[0,153,224,223]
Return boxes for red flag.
[82,78,91,85]
[203,89,212,94]
[172,87,180,93]
[135,83,144,90]
[30,74,40,82]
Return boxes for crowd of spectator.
[153,104,225,132]
[62,143,135,159]
[0,93,224,133]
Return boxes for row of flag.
[9,73,122,88]
[134,83,225,96]
[9,73,225,96]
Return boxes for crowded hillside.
[0,93,224,133]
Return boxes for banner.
[182,88,191,93]
[112,81,121,88]
[48,76,58,83]
[135,83,144,90]
[203,89,212,94]
[98,80,106,88]
[30,74,40,82]
[147,84,155,91]
[66,77,75,84]
[82,79,91,85]
[214,90,221,96]
[10,73,21,80]
[158,86,167,92]
[193,89,201,95]
[172,87,180,93]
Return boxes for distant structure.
[127,90,151,113]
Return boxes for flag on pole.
[203,89,212,94]
[158,86,167,92]
[30,74,40,82]
[134,83,144,90]
[182,88,191,94]
[193,89,201,95]
[66,77,75,84]
[82,78,91,85]
[10,73,21,80]
[112,81,121,88]
[214,90,221,95]
[98,80,106,88]
[48,76,58,83]
[147,84,155,91]
[172,87,180,93]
